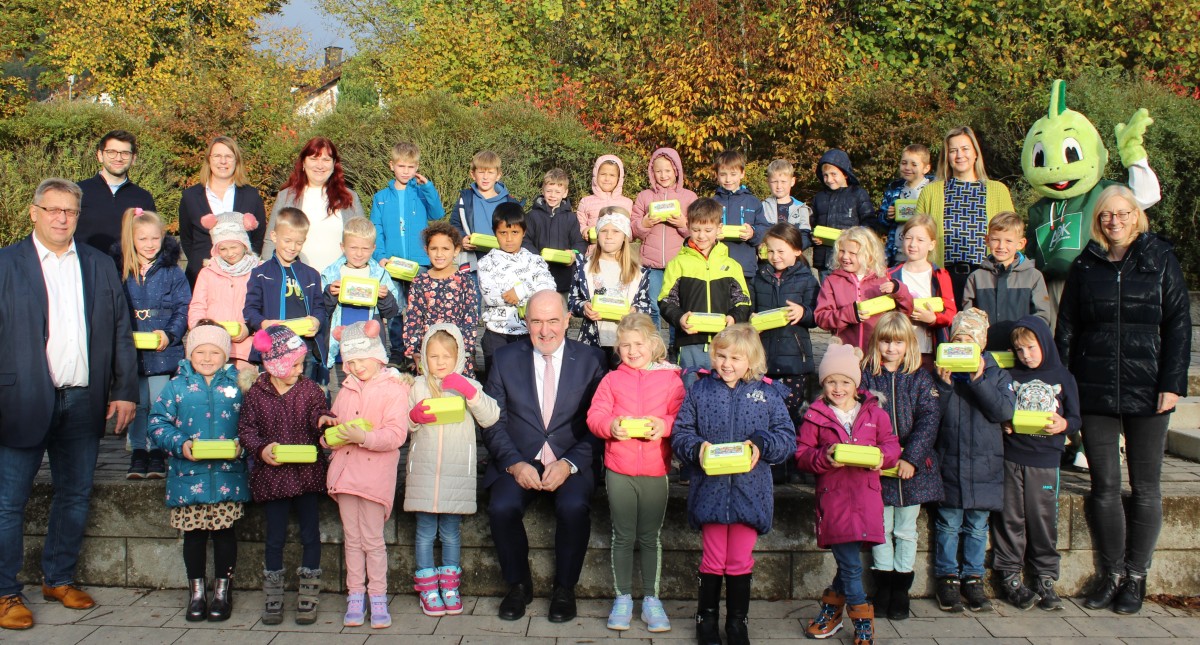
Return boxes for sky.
[259,0,356,56]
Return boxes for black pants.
[947,262,978,307]
[482,330,525,376]
[263,493,322,571]
[487,466,593,589]
[184,527,238,579]
[1082,413,1169,575]
[991,462,1060,577]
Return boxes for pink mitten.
[409,402,436,425]
[440,373,477,400]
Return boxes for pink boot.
[438,566,464,615]
[413,568,446,616]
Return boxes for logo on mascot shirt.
[1035,209,1083,255]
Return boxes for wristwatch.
[563,459,579,475]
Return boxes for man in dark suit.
[0,178,138,630]
[75,130,157,254]
[483,289,607,622]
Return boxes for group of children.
[113,139,1077,645]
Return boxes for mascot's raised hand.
[1115,108,1153,168]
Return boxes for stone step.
[1169,396,1200,430]
[1168,428,1200,463]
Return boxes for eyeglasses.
[1098,210,1135,223]
[32,204,81,219]
[101,149,133,160]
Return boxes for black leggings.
[183,528,238,579]
[263,493,322,571]
[1081,413,1169,576]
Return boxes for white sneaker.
[1074,451,1089,471]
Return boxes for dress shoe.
[498,581,533,621]
[0,595,33,630]
[42,583,95,609]
[547,585,577,623]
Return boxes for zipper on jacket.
[1113,255,1123,408]
[432,417,443,513]
[890,371,903,507]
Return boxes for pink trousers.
[700,523,758,576]
[337,494,388,595]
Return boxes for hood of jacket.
[110,234,183,270]
[980,252,1034,274]
[591,154,628,200]
[816,149,860,187]
[1008,314,1070,384]
[419,322,468,382]
[646,148,686,193]
[807,389,880,434]
[473,181,511,203]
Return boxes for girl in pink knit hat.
[189,212,261,369]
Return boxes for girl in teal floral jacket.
[150,321,250,623]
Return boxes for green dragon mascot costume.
[1023,79,1160,300]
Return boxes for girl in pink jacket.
[630,148,698,326]
[323,320,411,629]
[188,212,261,368]
[587,313,685,633]
[815,227,914,351]
[796,343,901,643]
[576,154,634,238]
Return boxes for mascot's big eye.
[1032,142,1045,167]
[1063,137,1083,163]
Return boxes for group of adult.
[0,122,1189,629]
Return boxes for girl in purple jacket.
[796,343,901,644]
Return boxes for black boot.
[185,578,207,621]
[127,449,149,480]
[1083,570,1123,610]
[695,573,722,645]
[870,570,893,618]
[724,574,751,645]
[1112,572,1146,615]
[889,571,914,621]
[208,578,232,621]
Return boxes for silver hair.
[34,178,83,207]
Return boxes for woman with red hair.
[260,137,364,272]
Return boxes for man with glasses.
[0,179,138,629]
[75,130,157,253]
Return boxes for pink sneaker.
[438,566,464,615]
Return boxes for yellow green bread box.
[1012,410,1054,435]
[750,307,790,332]
[274,444,318,464]
[192,439,238,460]
[280,317,316,336]
[339,275,379,307]
[812,225,842,244]
[702,442,753,475]
[587,227,597,243]
[720,224,745,240]
[619,418,653,439]
[468,233,498,250]
[591,294,630,321]
[832,443,882,468]
[892,199,919,223]
[991,351,1016,369]
[649,199,681,222]
[689,312,727,334]
[913,297,944,313]
[324,418,374,448]
[856,295,896,318]
[217,321,242,336]
[132,331,160,350]
[881,466,900,478]
[385,258,420,281]
[935,343,981,372]
[421,396,466,425]
[541,248,576,264]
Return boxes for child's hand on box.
[886,205,896,221]
[738,223,753,240]
[912,302,936,324]
[339,422,367,445]
[825,444,845,468]
[305,316,320,337]
[812,237,823,246]
[610,417,629,441]
[936,366,954,385]
[646,416,666,442]
[409,401,436,425]
[318,415,337,428]
[746,440,761,469]
[897,459,915,479]
[441,373,477,400]
[1045,412,1068,435]
[263,442,281,466]
[154,330,169,352]
[785,300,806,324]
[378,258,391,267]
[698,441,712,467]
[1002,421,1014,435]
[725,315,735,328]
[233,322,248,342]
[582,302,602,322]
[182,440,197,462]
[329,280,341,296]
[680,312,696,334]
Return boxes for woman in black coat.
[178,136,267,286]
[1055,185,1191,615]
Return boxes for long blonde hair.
[120,208,164,282]
[835,226,887,278]
[615,313,666,365]
[936,126,988,182]
[862,311,922,375]
[587,206,640,285]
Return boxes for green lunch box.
[750,307,789,332]
[702,442,753,475]
[422,396,466,425]
[385,258,420,281]
[935,343,981,372]
[1012,410,1053,435]
[591,294,630,321]
[133,331,160,350]
[856,295,896,318]
[619,418,653,439]
[689,312,727,334]
[274,444,318,464]
[649,199,680,222]
[812,225,842,244]
[468,233,498,250]
[541,248,576,264]
[913,297,944,313]
[832,443,882,468]
[990,351,1016,369]
[324,418,373,447]
[192,439,238,460]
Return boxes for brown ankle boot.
[848,602,875,645]
[805,587,846,639]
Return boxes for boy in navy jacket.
[711,150,770,283]
[522,169,587,294]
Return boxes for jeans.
[0,387,100,596]
[131,374,169,452]
[647,268,664,326]
[1082,413,1169,576]
[263,493,322,571]
[934,507,990,578]
[414,512,463,571]
[872,504,920,573]
[679,345,710,389]
[830,541,867,606]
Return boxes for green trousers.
[606,470,669,596]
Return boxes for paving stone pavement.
[4,585,1199,644]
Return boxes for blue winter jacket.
[671,372,795,534]
[149,361,251,508]
[713,185,770,279]
[752,261,819,377]
[116,236,191,376]
[319,257,401,368]
[243,256,328,363]
[861,366,944,507]
[934,354,1015,511]
[370,178,445,266]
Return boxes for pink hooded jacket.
[189,262,257,361]
[326,367,411,517]
[815,269,914,350]
[587,362,685,477]
[795,392,902,548]
[576,155,634,236]
[631,148,698,269]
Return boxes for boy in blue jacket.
[371,141,445,274]
[450,150,521,270]
[711,150,770,284]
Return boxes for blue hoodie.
[370,178,445,265]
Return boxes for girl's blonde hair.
[834,226,887,278]
[120,208,164,282]
[1090,185,1149,251]
[900,213,938,246]
[863,311,922,375]
[423,329,459,397]
[615,313,666,365]
[710,324,767,383]
[588,205,640,285]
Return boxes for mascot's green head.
[1022,80,1107,200]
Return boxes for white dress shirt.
[205,183,236,217]
[33,233,89,387]
[533,341,566,415]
